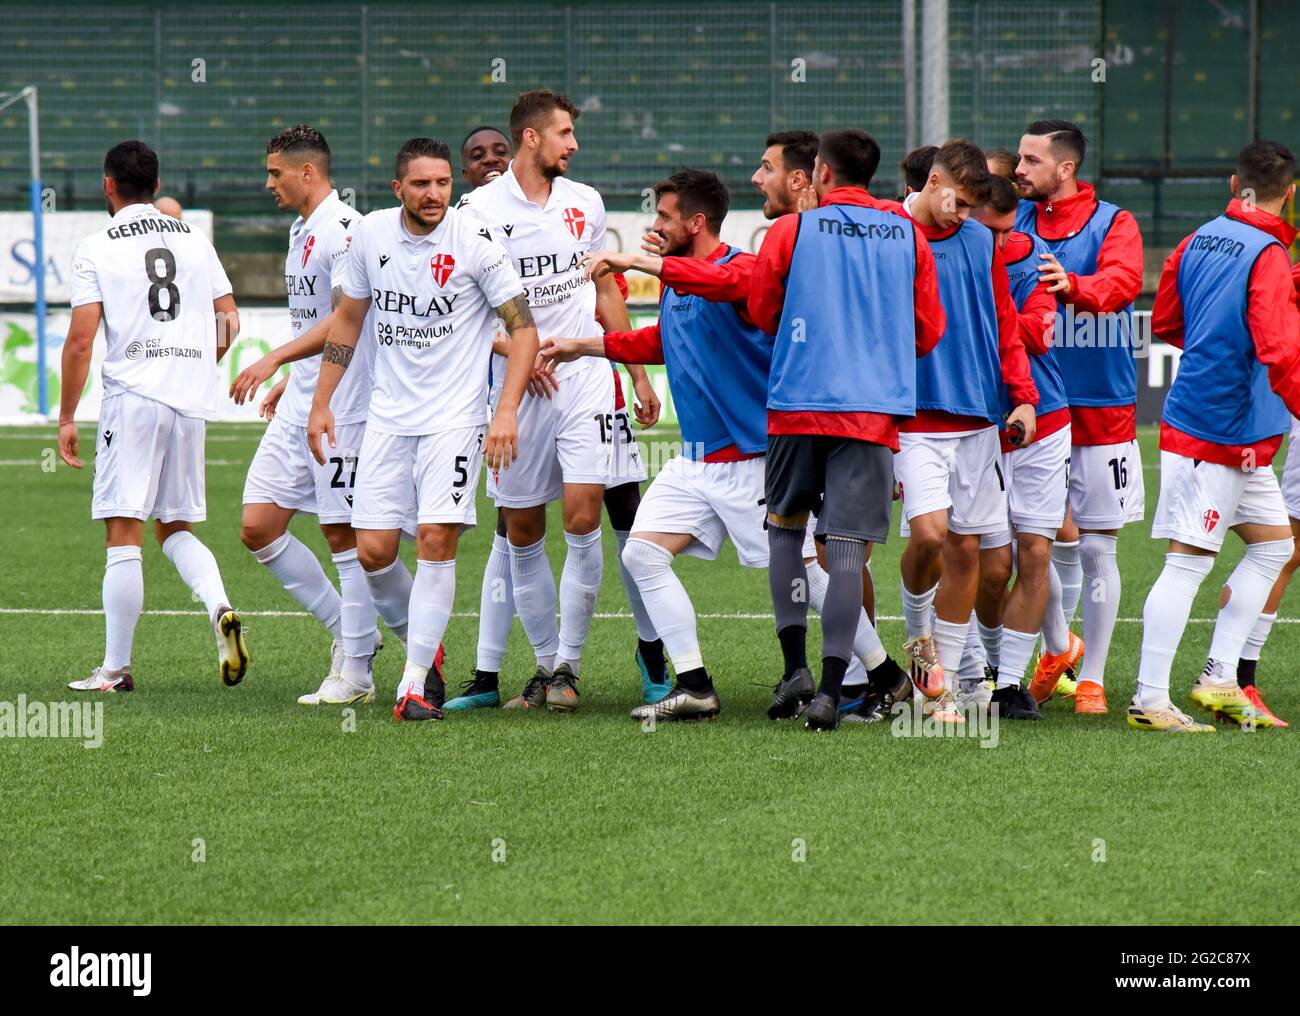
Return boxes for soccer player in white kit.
[229,126,385,706]
[59,141,248,691]
[308,137,537,722]
[448,126,666,712]
[455,91,636,713]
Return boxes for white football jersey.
[455,164,610,381]
[339,205,524,436]
[277,190,374,427]
[70,202,233,418]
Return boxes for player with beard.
[1015,121,1144,715]
[447,124,667,711]
[307,137,538,721]
[749,129,946,731]
[632,133,911,720]
[545,168,911,721]
[455,91,641,713]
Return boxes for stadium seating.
[0,0,1295,253]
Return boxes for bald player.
[155,196,183,219]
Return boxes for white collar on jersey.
[109,201,158,222]
[290,189,341,246]
[397,205,450,247]
[504,159,565,211]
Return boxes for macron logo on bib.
[301,234,315,268]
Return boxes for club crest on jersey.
[562,207,585,240]
[1203,509,1220,533]
[301,235,315,268]
[431,254,456,287]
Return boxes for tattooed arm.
[484,292,541,471]
[307,292,370,465]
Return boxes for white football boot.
[297,641,376,706]
[68,666,134,692]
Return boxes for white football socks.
[622,538,702,673]
[363,557,413,646]
[1136,552,1215,706]
[332,547,375,653]
[332,548,376,684]
[556,529,603,673]
[396,661,430,702]
[161,531,230,621]
[102,546,143,671]
[509,536,560,668]
[1206,540,1293,679]
[1078,534,1119,687]
[477,532,515,672]
[933,616,970,691]
[1052,539,1083,623]
[407,559,455,672]
[902,581,938,639]
[253,532,341,639]
[996,627,1040,688]
[957,619,987,685]
[1040,562,1071,656]
[1241,611,1278,663]
[614,529,659,643]
[977,617,1002,670]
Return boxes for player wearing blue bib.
[1133,141,1300,732]
[1015,120,1145,715]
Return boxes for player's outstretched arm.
[486,293,541,471]
[58,302,102,469]
[538,335,606,366]
[214,293,240,363]
[230,307,337,405]
[584,249,663,281]
[307,293,368,465]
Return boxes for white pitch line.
[0,433,261,442]
[0,459,245,467]
[0,607,1278,624]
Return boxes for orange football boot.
[1073,679,1108,715]
[1028,631,1084,704]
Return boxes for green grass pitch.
[1,421,1297,924]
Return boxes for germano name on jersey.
[70,202,232,419]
